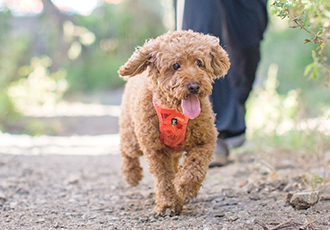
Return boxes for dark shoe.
[209,138,229,167]
[224,133,245,148]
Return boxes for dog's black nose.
[187,82,200,94]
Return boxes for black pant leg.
[180,0,246,138]
[220,0,268,106]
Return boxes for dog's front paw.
[154,204,174,217]
[153,197,183,216]
[174,172,202,202]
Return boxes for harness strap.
[153,97,189,149]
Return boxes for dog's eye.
[196,60,203,68]
[172,63,181,71]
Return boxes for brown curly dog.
[118,30,230,216]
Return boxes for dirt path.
[1,149,329,230]
[1,92,329,229]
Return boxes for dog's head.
[118,30,230,119]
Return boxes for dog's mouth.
[181,94,201,119]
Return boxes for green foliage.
[65,0,166,93]
[0,12,31,129]
[246,63,330,155]
[258,26,330,117]
[7,56,68,110]
[272,0,330,85]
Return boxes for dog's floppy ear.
[209,37,230,79]
[118,39,156,79]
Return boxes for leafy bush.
[246,63,330,156]
[272,0,330,85]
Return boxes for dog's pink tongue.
[181,94,201,119]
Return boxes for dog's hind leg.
[119,120,143,186]
[121,154,143,186]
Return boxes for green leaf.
[311,66,319,79]
[320,42,324,50]
[304,39,311,44]
[271,9,279,15]
[311,50,319,62]
[304,63,314,76]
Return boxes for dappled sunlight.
[100,39,118,51]
[63,21,96,45]
[5,0,43,15]
[246,63,330,152]
[0,132,120,155]
[67,41,82,60]
[298,113,330,135]
[63,20,96,59]
[7,56,68,112]
[21,102,120,117]
[247,64,299,136]
[51,0,99,16]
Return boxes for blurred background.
[0,0,329,158]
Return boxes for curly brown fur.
[118,30,230,216]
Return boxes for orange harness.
[153,97,189,149]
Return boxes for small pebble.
[214,212,225,218]
[227,215,239,221]
[67,175,80,184]
[289,191,319,210]
[246,183,257,194]
[10,202,17,209]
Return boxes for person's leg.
[225,44,261,107]
[180,0,246,133]
[178,0,246,166]
[218,0,268,149]
[220,0,268,107]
